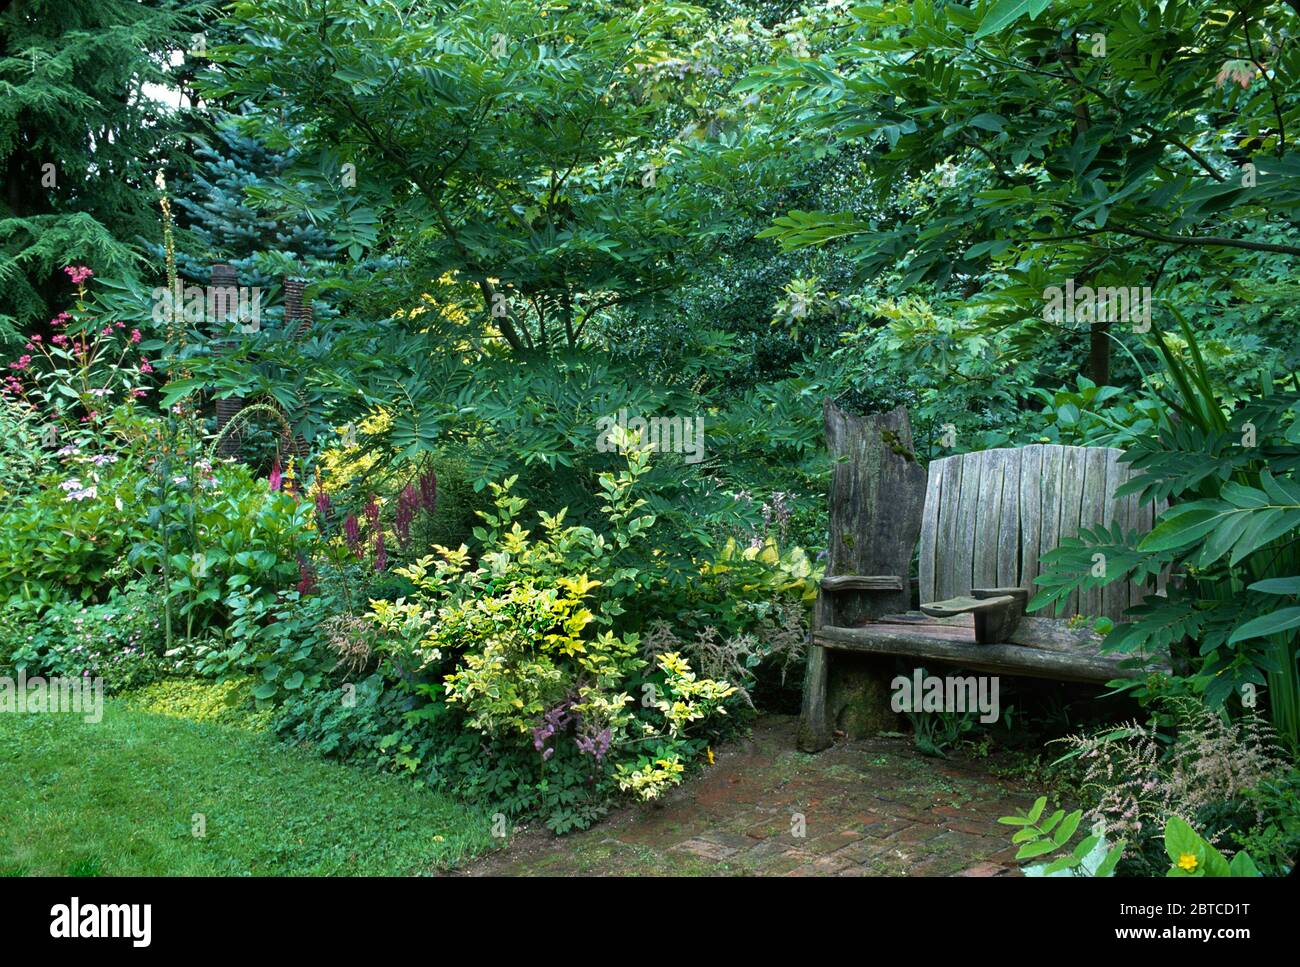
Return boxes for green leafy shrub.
[0,402,49,502]
[1051,701,1289,875]
[1,580,168,692]
[126,447,317,642]
[1165,816,1260,877]
[998,795,1125,877]
[181,589,340,704]
[1230,769,1300,876]
[1033,320,1300,745]
[355,447,737,829]
[0,446,146,604]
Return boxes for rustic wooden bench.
[798,401,1168,752]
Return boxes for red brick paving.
[460,714,1033,877]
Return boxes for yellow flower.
[706,747,715,765]
[1177,853,1198,872]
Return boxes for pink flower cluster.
[64,266,94,285]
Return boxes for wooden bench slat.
[997,448,1021,589]
[821,575,904,591]
[816,619,1163,684]
[1018,444,1044,598]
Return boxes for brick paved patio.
[460,714,1033,876]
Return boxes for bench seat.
[815,612,1166,685]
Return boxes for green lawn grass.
[0,701,497,876]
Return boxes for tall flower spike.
[419,469,438,515]
[344,513,362,558]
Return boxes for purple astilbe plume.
[395,484,418,547]
[419,469,438,515]
[364,494,380,528]
[575,727,612,763]
[374,532,388,572]
[344,513,362,558]
[296,555,317,595]
[314,488,332,530]
[532,698,577,760]
[268,458,282,492]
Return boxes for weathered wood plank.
[1100,449,1127,622]
[972,449,1005,591]
[822,401,928,624]
[937,456,964,602]
[1036,445,1066,609]
[997,448,1022,589]
[1058,446,1087,617]
[797,644,832,751]
[918,455,945,605]
[815,622,1160,683]
[821,575,904,592]
[1080,447,1110,618]
[1018,444,1044,593]
[948,449,983,600]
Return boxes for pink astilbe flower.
[268,458,282,492]
[419,469,438,515]
[130,329,142,344]
[344,513,362,558]
[374,532,387,572]
[296,555,317,595]
[139,358,154,374]
[395,484,418,547]
[1058,701,1288,848]
[63,266,93,285]
[314,488,332,529]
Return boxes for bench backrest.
[917,444,1164,622]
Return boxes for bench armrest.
[920,587,1027,644]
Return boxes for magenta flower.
[130,329,142,344]
[419,470,438,515]
[139,358,154,374]
[395,484,417,547]
[374,532,387,572]
[64,266,93,285]
[314,488,332,528]
[296,555,317,595]
[268,458,282,492]
[344,513,362,558]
